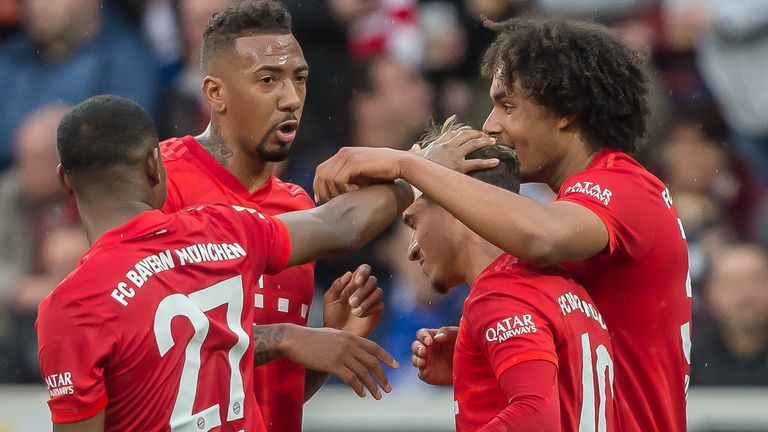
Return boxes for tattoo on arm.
[200,123,233,167]
[253,324,286,366]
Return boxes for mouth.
[274,120,298,144]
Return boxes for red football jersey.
[557,149,692,432]
[161,136,315,432]
[37,204,291,431]
[454,254,617,432]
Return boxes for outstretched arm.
[314,147,607,265]
[278,180,414,267]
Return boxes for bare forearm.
[304,369,330,402]
[280,181,413,266]
[253,323,288,366]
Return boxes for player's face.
[402,198,465,293]
[483,76,568,184]
[224,34,308,162]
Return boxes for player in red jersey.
[36,96,411,431]
[160,2,391,430]
[403,139,616,431]
[314,17,691,432]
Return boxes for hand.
[282,324,399,399]
[412,129,497,173]
[411,326,459,386]
[323,264,385,337]
[313,147,408,202]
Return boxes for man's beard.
[254,114,297,162]
[255,138,292,162]
[430,280,450,294]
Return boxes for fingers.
[338,367,366,398]
[352,264,372,286]
[411,339,427,360]
[346,357,383,399]
[355,347,392,395]
[353,287,383,317]
[344,264,373,308]
[442,130,485,148]
[411,353,425,368]
[362,338,399,369]
[458,136,495,154]
[314,151,350,203]
[433,326,459,343]
[325,271,353,300]
[415,328,438,346]
[462,157,499,173]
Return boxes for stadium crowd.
[0,0,766,393]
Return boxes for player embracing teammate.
[316,15,692,432]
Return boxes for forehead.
[233,34,306,68]
[489,76,523,101]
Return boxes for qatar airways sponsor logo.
[45,372,74,398]
[557,291,607,330]
[563,181,613,205]
[485,314,537,343]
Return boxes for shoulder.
[560,151,662,200]
[470,256,560,310]
[39,270,103,320]
[160,136,192,163]
[269,178,315,210]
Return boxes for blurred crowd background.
[0,0,767,393]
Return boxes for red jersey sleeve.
[556,167,654,259]
[467,273,559,379]
[222,205,292,275]
[36,296,116,423]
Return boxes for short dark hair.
[481,16,649,153]
[201,0,292,71]
[418,116,520,194]
[58,95,158,177]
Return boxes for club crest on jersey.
[485,314,537,343]
[563,181,612,205]
[45,372,74,398]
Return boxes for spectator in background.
[156,0,232,138]
[279,0,373,192]
[349,56,433,150]
[0,106,82,382]
[11,226,87,382]
[664,0,768,184]
[0,0,159,171]
[692,243,768,386]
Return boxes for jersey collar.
[181,136,276,203]
[78,210,170,265]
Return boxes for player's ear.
[146,147,163,186]
[202,76,227,114]
[56,164,74,196]
[557,114,579,132]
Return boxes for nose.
[407,233,421,262]
[278,80,302,113]
[482,108,502,136]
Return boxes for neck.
[547,134,600,192]
[77,198,154,245]
[196,122,274,192]
[461,237,503,285]
[720,324,768,359]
